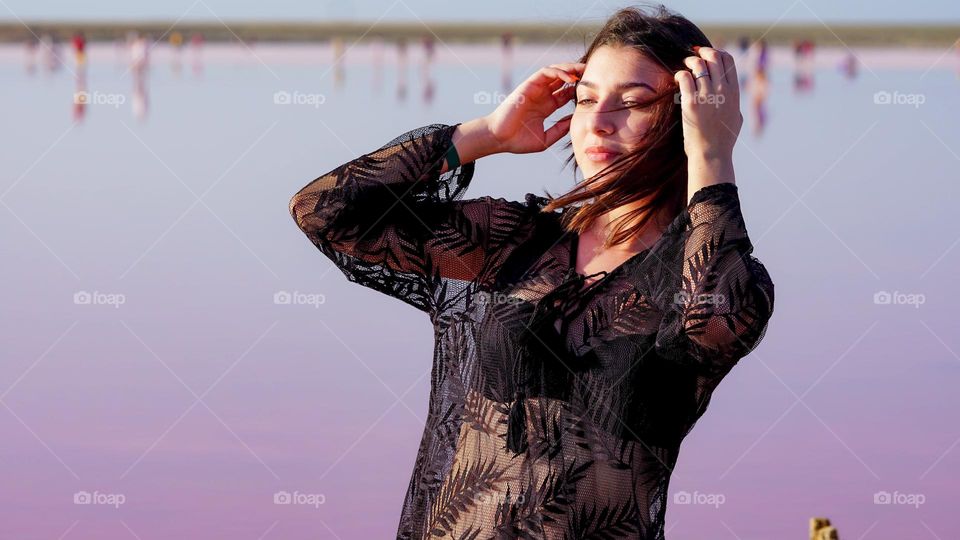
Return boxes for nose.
[585,103,616,136]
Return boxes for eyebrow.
[576,80,656,92]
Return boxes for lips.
[585,146,622,162]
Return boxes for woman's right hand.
[483,63,585,155]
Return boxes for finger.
[719,50,738,87]
[674,70,696,105]
[546,76,567,93]
[543,113,573,147]
[525,67,578,93]
[551,83,576,107]
[683,56,709,94]
[549,62,587,77]
[697,47,725,88]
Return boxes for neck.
[592,199,667,252]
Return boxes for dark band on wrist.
[445,143,461,171]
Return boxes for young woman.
[289,5,775,539]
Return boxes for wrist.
[687,152,734,178]
[686,154,735,200]
[452,117,503,164]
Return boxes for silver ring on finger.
[694,71,710,80]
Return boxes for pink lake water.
[1,41,959,538]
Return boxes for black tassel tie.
[505,265,608,456]
[506,345,529,455]
[506,389,529,455]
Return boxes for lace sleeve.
[288,123,530,315]
[655,182,775,376]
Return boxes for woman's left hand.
[674,46,743,195]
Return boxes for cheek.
[569,117,586,150]
[623,112,655,141]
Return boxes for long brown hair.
[541,4,712,248]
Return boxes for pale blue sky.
[3,0,958,23]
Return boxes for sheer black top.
[289,122,775,539]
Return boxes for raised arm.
[655,182,775,375]
[288,121,532,314]
[289,59,589,315]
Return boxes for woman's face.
[570,44,674,180]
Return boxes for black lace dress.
[289,123,775,539]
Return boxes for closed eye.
[576,98,641,107]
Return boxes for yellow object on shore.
[810,517,839,539]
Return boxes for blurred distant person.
[794,38,815,93]
[501,32,514,92]
[396,38,408,101]
[423,35,435,61]
[754,37,769,77]
[73,66,88,122]
[421,36,436,104]
[371,36,385,92]
[333,37,346,88]
[743,38,768,97]
[72,31,87,68]
[735,36,751,86]
[125,33,150,120]
[840,51,857,79]
[130,32,149,74]
[170,31,184,76]
[749,68,769,137]
[40,32,62,72]
[132,62,148,121]
[190,33,205,77]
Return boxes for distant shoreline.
[3,21,959,47]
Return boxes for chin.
[574,157,595,180]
